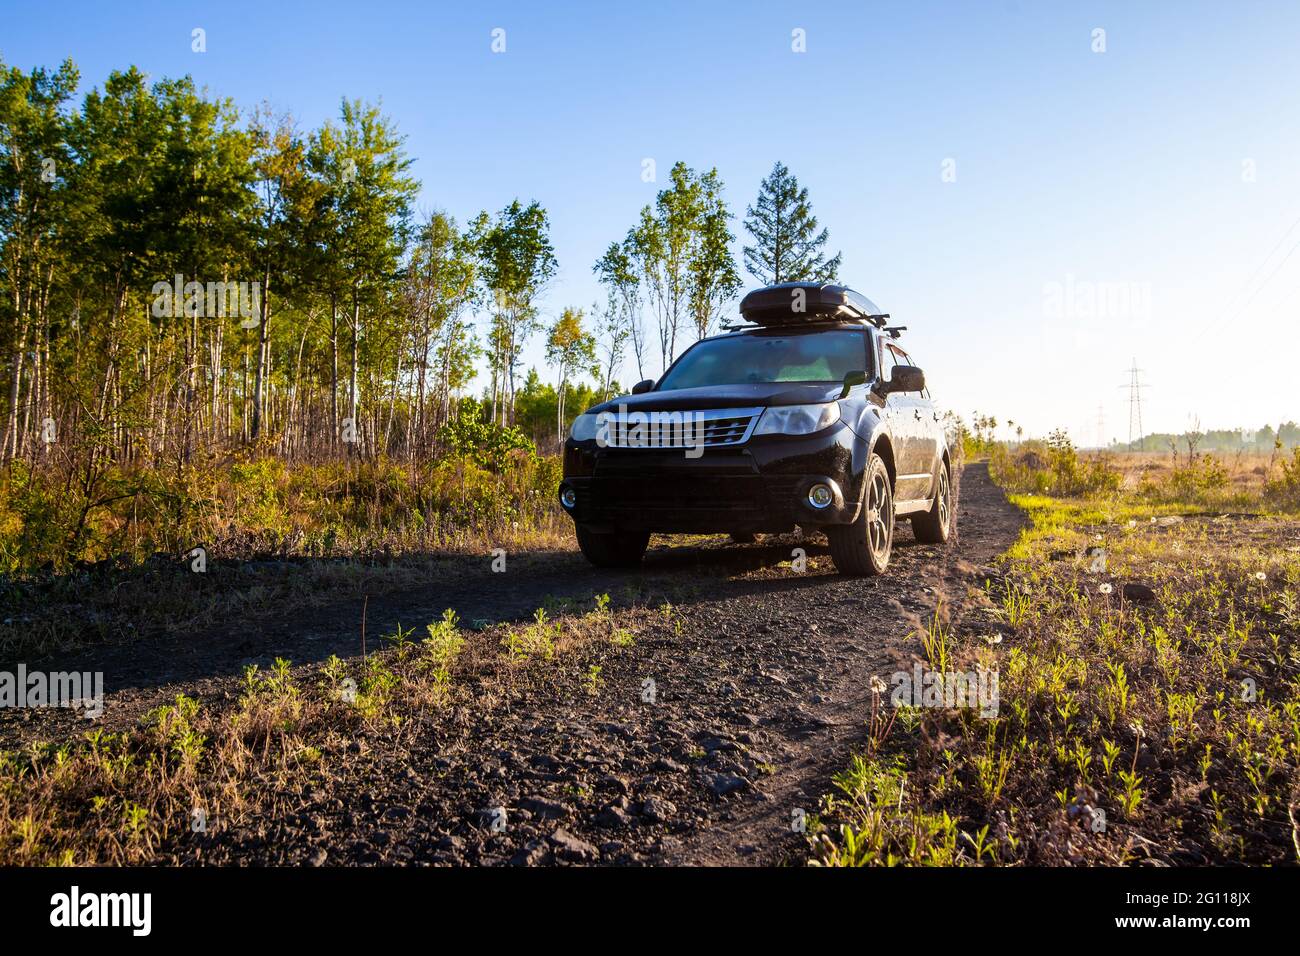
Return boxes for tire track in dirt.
[658,459,1025,864]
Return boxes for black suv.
[559,283,952,575]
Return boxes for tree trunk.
[349,287,360,453]
[251,263,271,440]
[330,291,339,453]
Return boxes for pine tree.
[742,161,842,286]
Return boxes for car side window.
[883,343,915,403]
[878,339,895,382]
[883,343,929,399]
[885,343,907,380]
[896,346,931,400]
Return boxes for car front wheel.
[828,454,894,576]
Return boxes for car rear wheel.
[911,460,952,545]
[575,526,651,567]
[828,454,894,576]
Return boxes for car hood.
[586,382,842,414]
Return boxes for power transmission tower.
[1095,404,1106,450]
[1118,359,1147,451]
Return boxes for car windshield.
[656,330,867,390]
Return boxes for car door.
[921,384,947,475]
[880,341,928,501]
[896,345,939,498]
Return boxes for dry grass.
[993,436,1300,514]
[1099,450,1278,500]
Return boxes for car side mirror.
[839,370,867,399]
[631,379,655,395]
[883,365,925,394]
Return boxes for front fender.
[841,397,893,514]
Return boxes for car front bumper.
[560,424,863,534]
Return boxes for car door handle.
[933,412,940,422]
[913,409,923,420]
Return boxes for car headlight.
[569,413,599,442]
[753,402,841,436]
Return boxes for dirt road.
[4,462,1026,866]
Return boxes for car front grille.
[601,407,762,449]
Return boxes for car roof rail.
[884,325,907,338]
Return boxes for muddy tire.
[729,532,757,544]
[828,454,894,576]
[911,459,953,545]
[575,526,651,568]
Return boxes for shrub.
[989,432,1121,498]
[1264,447,1300,512]
[1140,455,1229,506]
[437,398,537,472]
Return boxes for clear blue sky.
[5,0,1300,442]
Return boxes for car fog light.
[560,487,577,509]
[808,483,833,509]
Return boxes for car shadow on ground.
[4,533,924,707]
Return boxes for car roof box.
[738,283,884,327]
